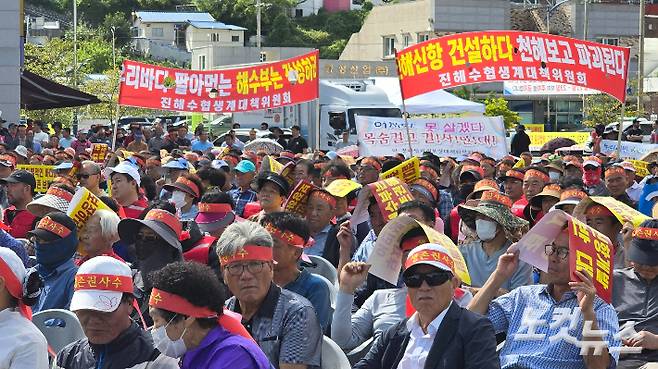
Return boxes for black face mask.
[459,183,475,198]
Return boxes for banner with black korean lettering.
[396,31,630,102]
[118,51,319,113]
[568,217,613,304]
[355,115,508,159]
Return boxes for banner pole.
[615,101,625,158]
[393,48,413,157]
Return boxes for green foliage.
[484,97,521,129]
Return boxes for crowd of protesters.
[0,118,658,369]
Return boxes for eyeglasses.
[545,244,569,260]
[403,271,452,288]
[225,261,268,277]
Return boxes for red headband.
[504,170,524,181]
[145,209,182,236]
[560,189,587,201]
[198,203,233,214]
[404,249,455,272]
[412,179,438,201]
[74,274,133,293]
[309,190,337,208]
[480,191,513,208]
[401,235,429,252]
[36,216,72,239]
[361,158,382,171]
[0,258,29,319]
[474,179,499,192]
[419,165,438,180]
[46,187,74,202]
[175,177,200,198]
[461,165,484,177]
[585,204,614,217]
[632,227,658,241]
[264,223,312,248]
[605,166,626,179]
[220,244,273,266]
[524,169,549,183]
[149,288,217,318]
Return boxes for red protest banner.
[369,177,414,221]
[283,180,316,216]
[396,31,630,102]
[568,217,613,303]
[118,50,319,113]
[91,144,108,163]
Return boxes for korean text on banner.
[67,188,112,231]
[381,157,420,184]
[356,115,508,158]
[91,144,109,163]
[529,132,590,148]
[283,180,315,216]
[370,177,414,221]
[503,81,599,96]
[118,51,319,113]
[17,165,55,193]
[396,31,630,102]
[630,160,649,177]
[600,140,658,160]
[568,217,613,304]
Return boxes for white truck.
[231,79,402,151]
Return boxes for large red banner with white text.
[396,31,630,102]
[118,50,319,113]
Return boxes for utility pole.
[638,0,646,113]
[546,2,551,131]
[256,0,262,50]
[111,26,116,71]
[73,0,78,133]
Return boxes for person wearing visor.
[228,160,258,218]
[28,212,79,313]
[147,261,271,368]
[194,190,237,238]
[514,167,548,219]
[613,219,658,368]
[355,243,498,369]
[0,248,48,369]
[159,157,190,198]
[552,189,588,215]
[219,221,323,369]
[118,209,183,324]
[581,203,627,269]
[55,256,178,369]
[458,191,531,291]
[261,212,331,332]
[604,165,635,208]
[583,156,607,196]
[525,183,562,224]
[163,173,204,221]
[250,172,290,222]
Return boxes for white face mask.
[475,219,498,241]
[171,190,187,209]
[549,171,561,181]
[151,317,188,358]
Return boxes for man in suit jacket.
[355,243,499,369]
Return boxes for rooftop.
[187,21,246,31]
[134,11,215,23]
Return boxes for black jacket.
[510,131,531,156]
[354,303,500,369]
[55,322,175,369]
[321,224,341,267]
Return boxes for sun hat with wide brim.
[118,209,182,252]
[27,186,74,216]
[458,191,529,242]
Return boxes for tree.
[484,96,521,129]
[583,93,641,128]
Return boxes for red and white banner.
[118,50,319,113]
[396,31,630,102]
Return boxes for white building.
[292,0,324,17]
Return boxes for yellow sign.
[261,155,283,174]
[529,132,590,148]
[513,158,526,169]
[629,160,649,177]
[381,157,420,184]
[67,188,112,231]
[17,165,56,193]
[91,144,109,163]
[325,179,362,198]
[525,124,545,133]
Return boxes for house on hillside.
[131,11,246,65]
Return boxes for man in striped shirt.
[468,230,620,369]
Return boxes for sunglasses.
[403,271,452,288]
[76,173,98,180]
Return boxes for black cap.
[628,219,658,266]
[0,170,36,190]
[257,172,290,197]
[28,212,77,242]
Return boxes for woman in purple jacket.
[148,261,272,369]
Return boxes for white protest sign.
[356,115,508,159]
[509,210,571,273]
[600,139,658,160]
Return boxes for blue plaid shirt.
[228,188,258,217]
[437,190,454,224]
[489,284,620,369]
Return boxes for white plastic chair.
[305,255,338,285]
[322,336,351,369]
[32,309,86,356]
[314,274,337,308]
[347,336,375,365]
